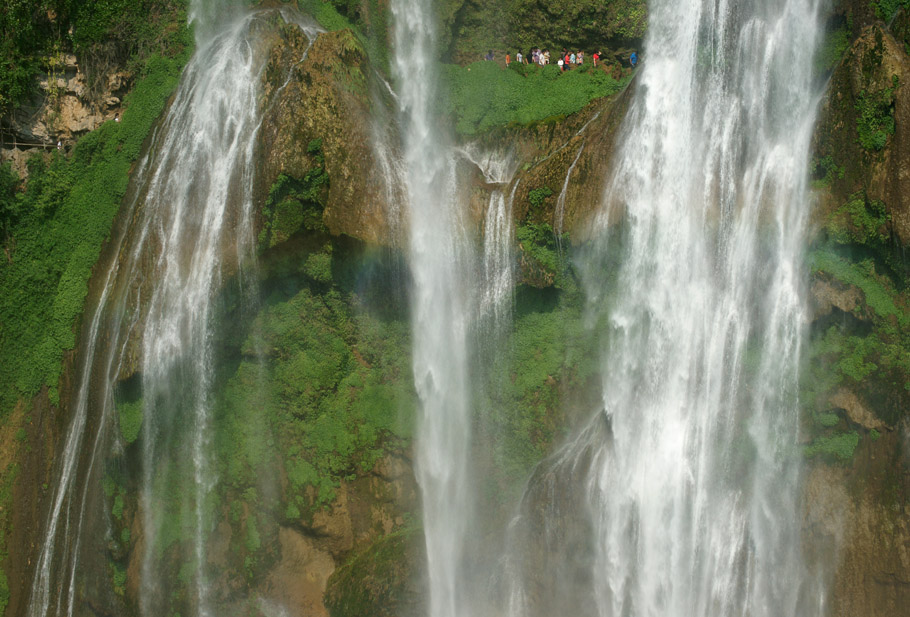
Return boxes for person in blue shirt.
[630,51,638,68]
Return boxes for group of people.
[485,48,639,72]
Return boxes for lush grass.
[441,60,629,135]
[0,34,192,414]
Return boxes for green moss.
[814,412,841,428]
[805,431,860,462]
[810,154,845,189]
[111,562,127,596]
[870,428,882,440]
[0,26,192,415]
[259,145,329,251]
[809,249,900,321]
[873,0,910,21]
[477,283,596,492]
[441,60,629,135]
[324,526,421,617]
[298,0,356,32]
[854,75,898,152]
[117,399,143,444]
[825,192,890,246]
[213,280,415,513]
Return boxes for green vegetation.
[807,246,910,426]
[0,31,192,413]
[505,0,647,52]
[214,277,415,515]
[1,0,190,115]
[258,140,329,250]
[442,60,630,135]
[810,154,845,189]
[825,192,890,247]
[873,0,910,22]
[117,399,143,444]
[816,23,851,72]
[854,75,898,152]
[324,526,421,617]
[805,431,860,462]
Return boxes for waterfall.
[389,0,474,615]
[588,0,824,613]
[504,0,826,615]
[26,6,318,616]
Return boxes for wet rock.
[810,274,865,319]
[258,26,401,246]
[813,24,910,245]
[829,388,887,431]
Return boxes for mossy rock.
[324,527,426,617]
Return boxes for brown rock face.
[803,424,910,617]
[813,24,910,244]
[258,26,402,246]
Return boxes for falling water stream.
[26,5,318,616]
[28,0,831,613]
[389,0,475,616]
[503,0,826,616]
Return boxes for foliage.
[213,282,415,514]
[810,250,900,320]
[117,399,143,444]
[441,60,629,135]
[527,186,553,212]
[516,222,571,286]
[324,526,421,617]
[505,0,647,53]
[805,431,860,462]
[0,33,192,415]
[873,0,910,22]
[258,141,329,250]
[825,192,890,246]
[807,247,910,426]
[0,0,190,115]
[297,0,356,32]
[810,154,845,189]
[816,23,851,73]
[854,75,898,151]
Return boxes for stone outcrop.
[1,53,130,178]
[803,427,910,617]
[258,24,403,246]
[813,23,910,243]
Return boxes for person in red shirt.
[593,51,600,67]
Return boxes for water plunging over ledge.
[26,6,319,616]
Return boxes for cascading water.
[26,5,318,616]
[389,0,474,616]
[505,0,826,615]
